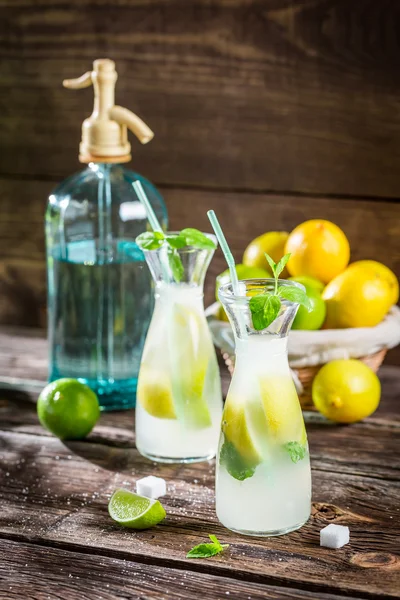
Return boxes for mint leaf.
[274,253,291,278]
[180,228,217,250]
[167,246,184,282]
[285,441,307,463]
[249,294,269,330]
[249,293,281,331]
[187,535,229,559]
[278,286,312,310]
[186,543,220,558]
[264,253,277,275]
[220,439,257,481]
[208,534,222,549]
[166,234,187,249]
[136,231,165,250]
[263,295,281,326]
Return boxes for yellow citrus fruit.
[346,260,399,307]
[222,399,263,467]
[322,266,392,328]
[170,304,212,428]
[259,376,306,444]
[216,302,229,322]
[312,359,381,423]
[243,231,290,276]
[285,220,350,284]
[137,367,176,419]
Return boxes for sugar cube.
[320,524,350,549]
[136,476,166,499]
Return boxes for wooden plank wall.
[0,1,399,361]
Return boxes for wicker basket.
[220,348,388,411]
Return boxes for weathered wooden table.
[0,328,399,599]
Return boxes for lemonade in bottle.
[216,255,312,535]
[135,229,223,462]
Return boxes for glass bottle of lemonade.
[216,278,312,536]
[135,230,223,463]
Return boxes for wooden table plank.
[1,386,399,481]
[0,428,399,598]
[0,539,367,600]
[0,327,399,598]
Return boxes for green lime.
[292,289,326,330]
[215,264,270,301]
[288,275,325,294]
[108,489,166,529]
[37,378,100,440]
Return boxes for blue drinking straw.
[207,210,240,296]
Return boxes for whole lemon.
[322,266,392,328]
[37,379,100,439]
[285,220,350,284]
[243,232,289,276]
[346,260,399,307]
[312,359,380,423]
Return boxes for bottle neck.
[234,335,290,377]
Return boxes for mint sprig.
[219,439,257,481]
[249,253,311,331]
[135,231,165,250]
[186,534,229,559]
[136,229,216,282]
[166,246,184,282]
[285,441,307,463]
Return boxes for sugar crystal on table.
[320,524,350,548]
[136,476,166,499]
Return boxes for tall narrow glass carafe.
[136,235,223,463]
[216,279,312,536]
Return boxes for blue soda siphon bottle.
[45,59,167,410]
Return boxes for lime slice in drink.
[168,304,212,429]
[108,489,166,529]
[137,366,177,419]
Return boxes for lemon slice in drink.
[137,366,176,419]
[220,394,269,480]
[259,375,306,444]
[169,304,212,429]
[108,489,166,529]
[222,401,261,466]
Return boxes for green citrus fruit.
[288,275,325,294]
[108,489,166,529]
[312,359,381,423]
[292,289,326,330]
[37,378,100,439]
[215,264,269,301]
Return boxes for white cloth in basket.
[206,303,400,369]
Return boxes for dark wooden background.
[0,0,399,359]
